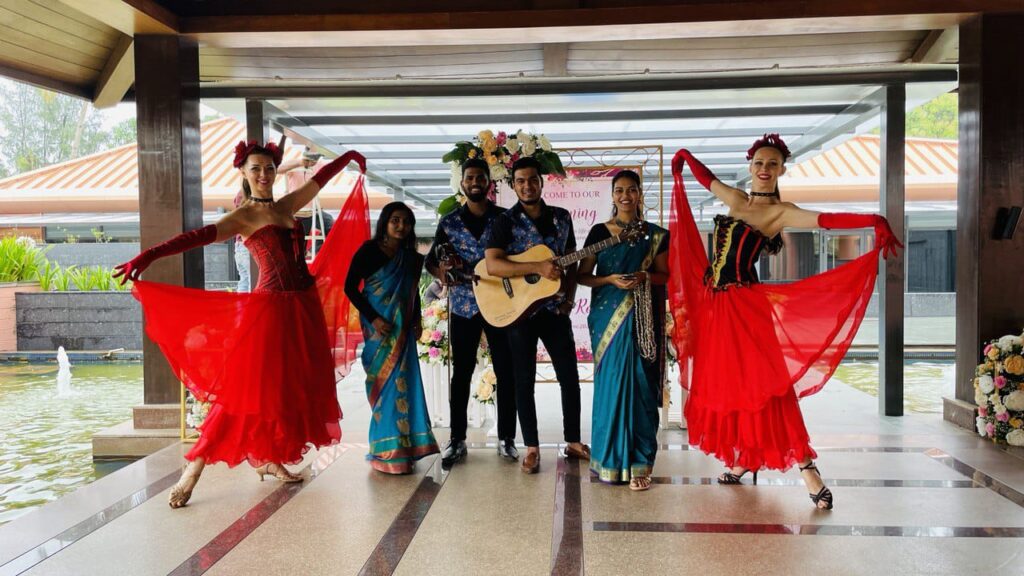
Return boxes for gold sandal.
[168,465,198,509]
[629,476,652,492]
[255,463,303,483]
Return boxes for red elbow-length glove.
[818,213,903,259]
[311,150,367,189]
[113,224,218,284]
[672,149,718,191]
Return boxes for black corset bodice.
[704,215,783,289]
[245,223,315,292]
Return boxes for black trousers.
[507,308,581,447]
[449,312,517,442]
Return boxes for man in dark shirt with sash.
[485,157,591,474]
[426,158,519,468]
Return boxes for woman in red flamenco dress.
[114,141,370,508]
[669,134,902,510]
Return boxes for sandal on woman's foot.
[168,465,199,509]
[717,468,758,485]
[629,476,652,491]
[255,463,303,483]
[799,462,833,510]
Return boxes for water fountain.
[56,346,72,396]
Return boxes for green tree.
[905,92,957,139]
[0,79,134,176]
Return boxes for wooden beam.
[134,34,202,405]
[543,43,568,77]
[57,0,177,35]
[878,82,906,417]
[949,14,1024,429]
[911,27,958,63]
[93,34,134,108]
[0,61,90,99]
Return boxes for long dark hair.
[375,201,417,251]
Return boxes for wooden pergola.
[1,1,1021,435]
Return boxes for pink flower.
[424,307,435,317]
[996,375,1008,389]
[496,131,507,146]
[984,344,994,356]
[428,347,440,358]
[979,406,989,417]
[510,152,521,163]
[997,412,1011,422]
[986,422,996,436]
[431,330,443,341]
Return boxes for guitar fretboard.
[554,235,621,267]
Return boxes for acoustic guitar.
[471,221,646,327]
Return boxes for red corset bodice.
[244,222,314,292]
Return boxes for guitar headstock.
[617,220,648,245]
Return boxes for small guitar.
[434,242,478,286]
[473,221,647,327]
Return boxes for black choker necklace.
[249,196,274,204]
[613,217,638,228]
[749,191,779,198]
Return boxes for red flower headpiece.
[746,133,792,161]
[233,140,283,168]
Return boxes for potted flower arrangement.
[438,129,566,216]
[974,330,1024,445]
[417,299,450,364]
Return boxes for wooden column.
[135,35,203,405]
[878,83,906,417]
[948,14,1024,430]
[244,99,268,284]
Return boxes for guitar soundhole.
[524,274,541,284]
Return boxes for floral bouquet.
[185,393,211,430]
[974,330,1024,445]
[438,129,566,216]
[417,299,450,365]
[473,366,497,405]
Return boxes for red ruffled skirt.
[134,281,343,467]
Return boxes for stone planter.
[0,282,40,351]
[16,291,141,351]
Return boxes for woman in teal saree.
[345,202,439,474]
[579,170,670,491]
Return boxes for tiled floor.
[1,365,1022,576]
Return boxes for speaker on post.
[994,206,1022,240]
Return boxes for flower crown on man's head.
[746,133,792,162]
[233,140,283,168]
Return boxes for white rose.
[521,137,537,157]
[995,403,1008,415]
[978,374,995,394]
[1008,429,1024,446]
[998,334,1023,351]
[449,161,462,193]
[436,320,448,334]
[538,135,552,152]
[975,388,988,406]
[1005,390,1024,411]
[490,163,508,181]
[515,130,527,149]
[977,416,988,436]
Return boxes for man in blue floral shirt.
[426,158,518,468]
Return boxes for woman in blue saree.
[579,170,670,491]
[345,202,439,474]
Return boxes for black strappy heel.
[799,462,833,510]
[717,469,758,485]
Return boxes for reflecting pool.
[0,362,142,525]
[832,360,955,414]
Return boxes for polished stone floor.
[1,367,1022,576]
